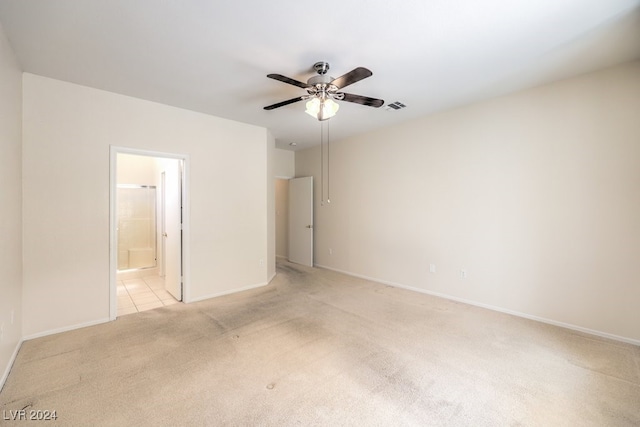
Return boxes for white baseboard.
[22,317,111,341]
[187,280,272,304]
[316,264,640,347]
[1,338,23,392]
[23,274,280,339]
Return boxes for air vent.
[385,101,406,111]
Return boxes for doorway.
[109,147,189,320]
[275,176,314,267]
[288,176,314,267]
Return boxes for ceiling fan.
[264,61,384,121]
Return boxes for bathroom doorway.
[109,147,189,319]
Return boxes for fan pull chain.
[327,120,330,204]
[320,121,324,206]
[319,121,331,206]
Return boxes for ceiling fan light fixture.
[305,97,339,121]
[305,97,320,117]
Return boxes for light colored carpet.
[1,261,639,426]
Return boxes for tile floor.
[117,275,180,317]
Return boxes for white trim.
[181,155,191,304]
[1,339,23,391]
[109,146,191,319]
[109,147,117,320]
[316,264,640,347]
[187,281,272,304]
[22,317,111,341]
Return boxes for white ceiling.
[1,0,639,151]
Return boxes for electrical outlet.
[460,269,467,279]
[259,259,264,267]
[329,248,333,255]
[11,309,14,325]
[429,264,436,273]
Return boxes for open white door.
[163,160,183,300]
[288,176,313,266]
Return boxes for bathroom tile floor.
[117,275,180,317]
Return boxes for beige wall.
[0,22,23,385]
[274,148,294,260]
[22,74,272,337]
[117,153,158,185]
[275,179,290,258]
[296,60,640,343]
[274,148,295,178]
[266,133,276,280]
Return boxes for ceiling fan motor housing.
[308,74,334,86]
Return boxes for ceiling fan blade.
[340,93,384,108]
[264,96,306,110]
[331,67,373,89]
[267,74,311,89]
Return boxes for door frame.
[160,171,167,278]
[109,146,190,320]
